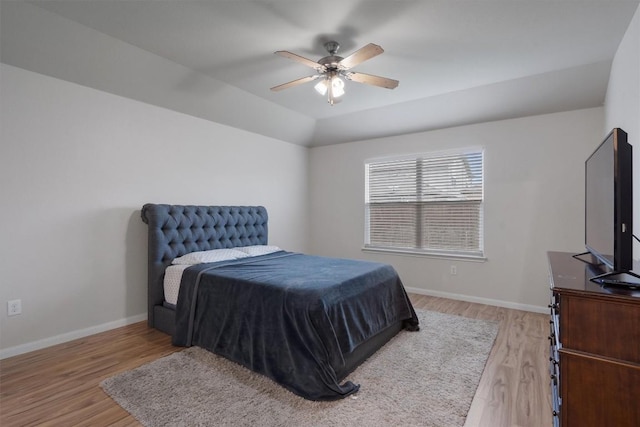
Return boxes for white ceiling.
[3,0,639,146]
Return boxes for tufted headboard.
[141,204,268,334]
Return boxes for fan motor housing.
[318,55,343,70]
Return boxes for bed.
[141,203,419,400]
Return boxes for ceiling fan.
[270,41,399,106]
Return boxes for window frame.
[363,148,486,261]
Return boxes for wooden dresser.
[547,251,640,427]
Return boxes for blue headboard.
[141,204,268,333]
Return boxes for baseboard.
[1,289,546,359]
[0,313,147,360]
[404,286,548,314]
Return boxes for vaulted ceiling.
[2,1,638,146]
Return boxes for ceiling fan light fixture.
[331,77,345,97]
[314,80,328,96]
[315,75,344,101]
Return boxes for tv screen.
[584,128,633,272]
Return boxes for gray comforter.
[173,251,419,400]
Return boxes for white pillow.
[236,245,282,256]
[171,248,250,265]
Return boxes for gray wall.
[309,108,604,311]
[0,64,309,357]
[605,4,639,262]
[1,1,637,358]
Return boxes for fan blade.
[270,75,321,92]
[345,71,399,89]
[275,51,326,72]
[338,43,384,70]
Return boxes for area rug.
[100,309,498,427]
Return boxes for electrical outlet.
[450,265,457,275]
[8,299,22,316]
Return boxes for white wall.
[309,108,604,311]
[0,64,309,357]
[605,4,640,262]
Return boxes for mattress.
[163,264,190,305]
[163,245,283,305]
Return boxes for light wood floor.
[0,294,552,426]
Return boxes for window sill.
[361,246,487,262]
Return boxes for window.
[365,149,484,258]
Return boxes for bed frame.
[141,204,269,335]
[140,203,404,382]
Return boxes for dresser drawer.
[560,350,640,426]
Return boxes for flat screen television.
[583,128,637,285]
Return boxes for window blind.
[365,150,484,257]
